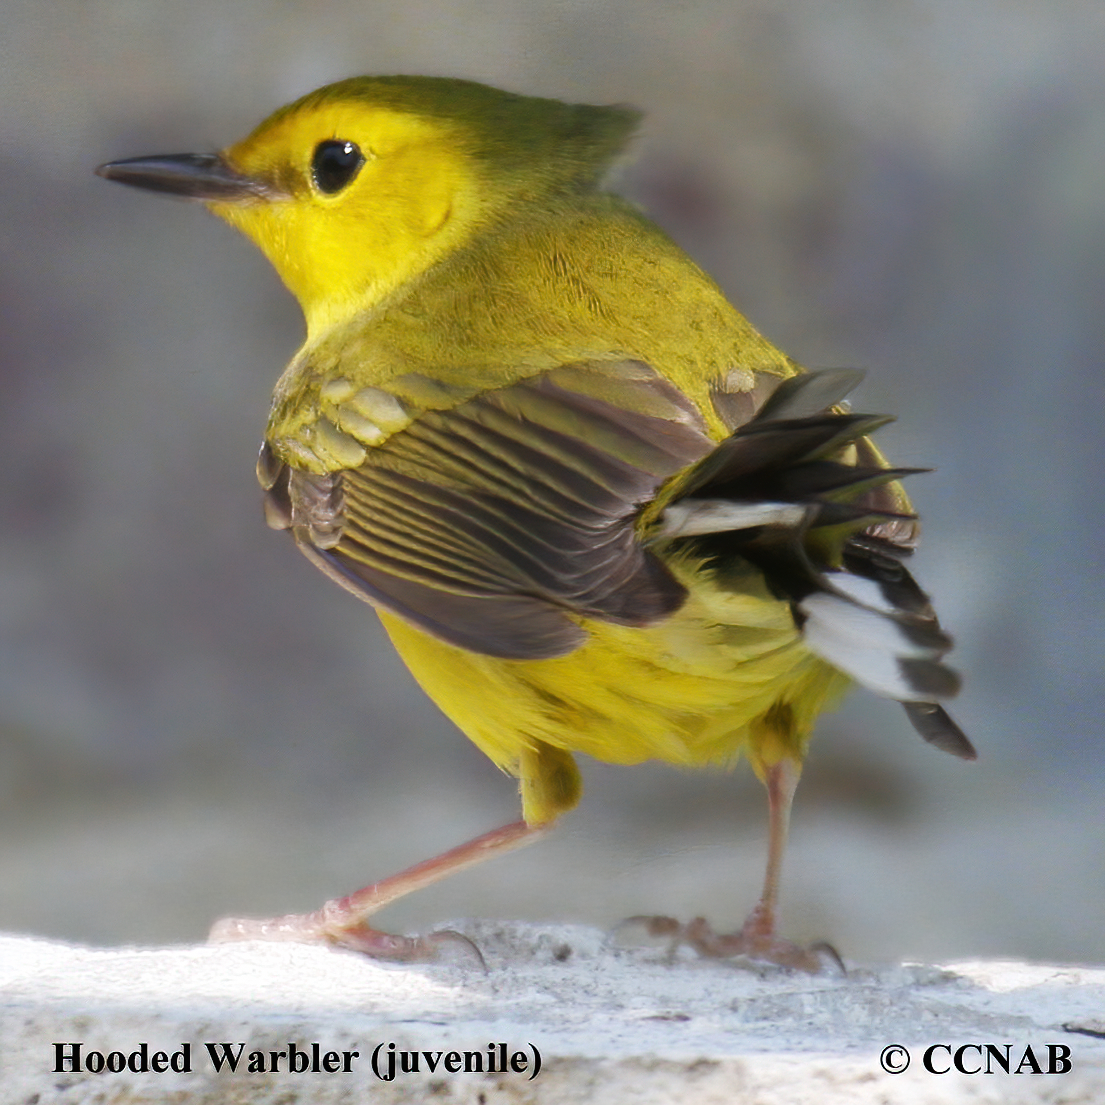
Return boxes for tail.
[657,370,975,761]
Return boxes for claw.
[807,940,848,976]
[330,923,487,969]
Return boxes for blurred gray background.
[1,1,1102,965]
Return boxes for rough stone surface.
[2,922,1103,1102]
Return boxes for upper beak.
[95,153,275,202]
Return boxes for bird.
[96,75,973,970]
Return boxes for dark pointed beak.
[95,153,276,202]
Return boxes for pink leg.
[744,755,800,945]
[209,819,548,960]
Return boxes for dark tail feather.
[660,370,971,760]
[902,702,977,761]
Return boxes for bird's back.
[264,191,799,468]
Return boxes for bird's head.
[97,76,639,336]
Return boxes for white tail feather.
[799,592,950,701]
[659,500,807,538]
[821,571,899,615]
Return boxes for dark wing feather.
[262,360,713,659]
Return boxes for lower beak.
[95,153,274,202]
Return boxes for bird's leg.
[742,754,799,946]
[680,757,829,970]
[622,758,841,973]
[209,819,548,962]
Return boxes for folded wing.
[260,359,714,659]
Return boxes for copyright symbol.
[880,1044,910,1073]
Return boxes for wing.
[259,360,715,659]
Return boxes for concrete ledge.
[2,921,1104,1102]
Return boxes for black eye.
[311,140,365,194]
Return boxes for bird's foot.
[617,906,843,974]
[207,821,549,966]
[209,906,485,967]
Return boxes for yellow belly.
[377,552,851,825]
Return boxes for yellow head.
[97,76,640,336]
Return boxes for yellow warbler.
[97,76,972,969]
